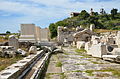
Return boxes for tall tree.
[111,8,118,19]
[49,23,57,39]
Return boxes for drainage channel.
[19,52,51,79]
[0,50,46,79]
[23,54,45,79]
[0,46,54,79]
[18,53,45,79]
[30,52,51,79]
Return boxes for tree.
[55,21,68,26]
[49,23,57,39]
[88,16,98,24]
[93,12,99,16]
[48,9,120,34]
[98,14,110,23]
[78,10,90,20]
[111,8,118,19]
[6,31,11,34]
[104,21,115,29]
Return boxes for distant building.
[70,12,80,17]
[40,28,50,42]
[19,24,50,43]
[90,8,94,16]
[19,24,37,43]
[35,26,41,42]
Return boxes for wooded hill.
[49,8,120,38]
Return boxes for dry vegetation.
[0,56,23,71]
[0,39,8,42]
[94,29,119,33]
[0,36,8,43]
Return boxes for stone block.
[9,35,19,49]
[107,37,116,44]
[88,43,107,57]
[85,42,91,52]
[29,46,37,54]
[91,35,100,45]
[76,41,85,49]
[111,48,120,55]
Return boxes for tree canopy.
[6,31,11,34]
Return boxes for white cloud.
[0,0,120,33]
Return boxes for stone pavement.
[45,54,63,79]
[45,47,120,79]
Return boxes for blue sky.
[0,0,120,33]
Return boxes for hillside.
[49,8,120,38]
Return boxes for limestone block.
[29,46,37,54]
[88,44,107,57]
[111,48,120,55]
[17,49,27,56]
[107,37,115,44]
[116,31,120,47]
[90,24,95,31]
[9,35,19,49]
[85,42,91,52]
[77,41,85,49]
[91,35,100,45]
[92,40,99,45]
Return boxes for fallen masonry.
[0,49,50,79]
[57,24,120,61]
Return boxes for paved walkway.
[45,54,62,79]
[45,47,120,79]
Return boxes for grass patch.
[92,61,100,64]
[63,53,70,55]
[100,68,120,77]
[0,56,23,71]
[72,70,82,72]
[75,49,87,53]
[74,63,87,65]
[85,70,94,76]
[56,61,62,67]
[45,73,51,79]
[60,73,66,79]
[85,68,120,77]
[91,61,104,64]
[75,53,92,58]
[45,73,59,79]
[75,49,94,58]
[92,61,99,64]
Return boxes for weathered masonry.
[19,24,50,43]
